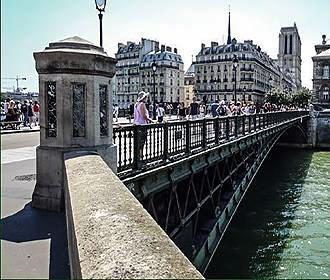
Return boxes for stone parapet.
[64,153,203,279]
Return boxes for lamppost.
[151,61,157,120]
[232,54,239,104]
[243,86,246,101]
[95,0,107,47]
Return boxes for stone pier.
[32,36,117,211]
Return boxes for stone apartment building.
[194,12,298,103]
[312,35,330,105]
[115,38,184,108]
[184,63,195,106]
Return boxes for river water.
[206,148,330,279]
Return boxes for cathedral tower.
[278,23,302,89]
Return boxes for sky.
[1,0,330,92]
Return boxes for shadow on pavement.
[0,202,70,279]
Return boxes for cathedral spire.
[227,7,231,44]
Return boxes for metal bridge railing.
[113,111,308,174]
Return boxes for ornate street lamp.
[151,61,157,120]
[232,54,239,104]
[243,86,246,101]
[95,0,107,47]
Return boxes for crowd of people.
[131,92,306,125]
[0,98,40,129]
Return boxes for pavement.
[0,132,70,279]
[1,125,40,135]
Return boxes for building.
[194,12,297,104]
[115,38,184,108]
[312,35,330,105]
[183,63,195,106]
[140,45,184,104]
[278,23,302,89]
[115,38,158,108]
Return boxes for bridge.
[113,110,309,273]
[19,37,318,278]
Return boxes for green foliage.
[265,86,311,107]
[291,87,311,107]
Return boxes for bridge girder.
[123,116,309,274]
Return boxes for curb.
[1,129,40,135]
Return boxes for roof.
[142,51,183,63]
[117,42,140,54]
[185,64,195,76]
[313,49,330,59]
[43,36,107,56]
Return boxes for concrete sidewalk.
[1,145,70,278]
[1,125,40,135]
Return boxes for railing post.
[202,119,207,148]
[235,116,238,137]
[133,125,140,170]
[254,114,257,131]
[248,115,251,133]
[214,118,219,144]
[185,120,191,155]
[242,115,246,135]
[163,122,168,162]
[226,117,230,140]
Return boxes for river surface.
[206,148,330,279]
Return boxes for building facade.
[278,23,302,89]
[194,13,296,104]
[312,35,330,105]
[115,39,184,108]
[183,64,195,106]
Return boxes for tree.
[291,87,311,108]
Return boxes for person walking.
[21,100,28,126]
[33,101,40,126]
[211,100,220,118]
[156,104,165,123]
[189,97,199,120]
[177,102,186,120]
[27,101,34,129]
[113,104,119,123]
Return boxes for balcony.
[240,68,254,72]
[240,78,254,82]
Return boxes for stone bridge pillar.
[32,36,117,211]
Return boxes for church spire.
[227,7,231,44]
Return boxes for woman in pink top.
[134,91,154,161]
[134,91,153,124]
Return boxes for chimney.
[322,34,326,45]
[174,48,177,54]
[201,43,205,49]
[155,41,160,52]
[166,46,172,52]
[211,41,218,48]
[161,44,165,52]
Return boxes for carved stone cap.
[34,36,116,77]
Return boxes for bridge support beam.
[32,36,117,211]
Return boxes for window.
[323,66,329,79]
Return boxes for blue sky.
[1,0,330,92]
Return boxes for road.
[0,132,69,279]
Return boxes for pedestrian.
[21,100,28,126]
[211,100,220,118]
[4,98,10,115]
[134,91,154,161]
[33,101,40,126]
[27,101,34,129]
[156,103,165,123]
[217,100,229,116]
[177,102,186,120]
[113,103,119,123]
[129,103,134,123]
[189,97,199,120]
[199,103,206,118]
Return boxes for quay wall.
[309,111,330,148]
[63,152,203,279]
